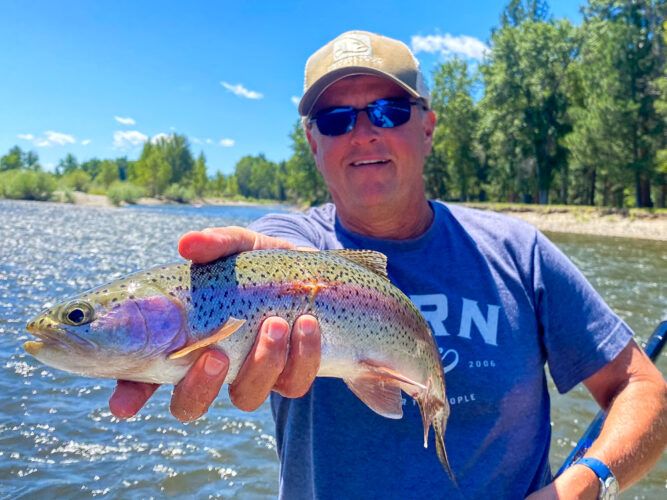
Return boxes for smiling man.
[110,31,667,499]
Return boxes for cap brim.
[298,67,421,116]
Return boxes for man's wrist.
[573,457,619,500]
[553,463,603,500]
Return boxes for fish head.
[25,278,187,379]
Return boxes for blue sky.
[0,1,584,175]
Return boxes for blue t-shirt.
[248,201,632,499]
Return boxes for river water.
[0,199,665,499]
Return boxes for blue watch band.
[576,457,613,481]
[575,457,618,499]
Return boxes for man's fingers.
[274,315,321,398]
[110,380,160,418]
[170,350,229,423]
[178,226,296,263]
[229,317,290,412]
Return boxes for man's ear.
[306,126,318,156]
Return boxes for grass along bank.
[54,192,667,242]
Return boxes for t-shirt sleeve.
[248,212,324,249]
[532,231,633,393]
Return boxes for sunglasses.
[308,97,425,137]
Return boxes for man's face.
[306,75,435,216]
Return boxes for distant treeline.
[2,0,666,208]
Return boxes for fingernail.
[300,318,315,335]
[204,355,225,376]
[267,322,287,341]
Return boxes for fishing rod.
[556,319,667,477]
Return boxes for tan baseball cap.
[298,30,430,116]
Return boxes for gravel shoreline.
[69,192,667,242]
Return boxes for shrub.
[0,169,56,200]
[107,181,145,206]
[60,169,91,192]
[164,184,195,203]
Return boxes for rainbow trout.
[25,249,452,477]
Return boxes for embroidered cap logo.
[333,34,372,62]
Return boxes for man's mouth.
[350,159,390,167]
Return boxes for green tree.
[96,160,120,188]
[428,58,481,201]
[80,158,102,178]
[1,146,24,171]
[284,121,329,205]
[160,134,195,184]
[249,154,279,199]
[132,142,172,196]
[480,2,579,204]
[24,151,40,171]
[211,171,228,197]
[57,153,79,176]
[192,152,208,197]
[576,0,666,207]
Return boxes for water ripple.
[0,200,663,498]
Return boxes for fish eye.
[63,301,95,326]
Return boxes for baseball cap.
[298,30,430,116]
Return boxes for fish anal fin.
[344,374,403,419]
[343,361,427,418]
[167,317,246,360]
[327,250,389,280]
[359,360,427,392]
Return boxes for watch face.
[603,477,619,500]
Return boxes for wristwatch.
[574,457,619,500]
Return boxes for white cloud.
[219,138,234,147]
[113,130,148,149]
[150,132,171,144]
[192,137,202,144]
[35,131,76,147]
[205,138,213,144]
[81,139,91,146]
[411,34,489,60]
[221,81,263,99]
[115,116,136,125]
[18,133,34,140]
[291,96,300,106]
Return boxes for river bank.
[464,203,667,242]
[67,192,667,241]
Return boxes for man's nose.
[349,111,380,143]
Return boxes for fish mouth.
[25,324,95,351]
[24,340,46,355]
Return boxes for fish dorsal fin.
[342,361,427,419]
[328,250,389,280]
[167,317,246,360]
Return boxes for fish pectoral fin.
[343,374,404,419]
[167,317,246,360]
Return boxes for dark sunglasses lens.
[368,100,412,128]
[315,108,355,136]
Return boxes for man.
[110,31,666,499]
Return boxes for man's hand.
[109,226,322,422]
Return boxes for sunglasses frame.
[308,97,426,137]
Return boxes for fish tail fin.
[417,379,456,484]
[433,407,456,485]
